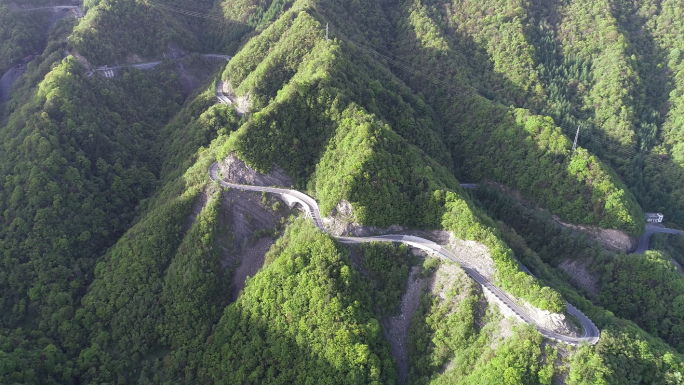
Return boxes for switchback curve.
[634,224,684,254]
[209,162,600,345]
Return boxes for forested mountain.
[2,0,684,383]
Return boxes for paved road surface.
[16,5,80,10]
[216,81,231,105]
[96,54,230,78]
[15,5,84,17]
[209,162,600,345]
[634,224,684,254]
[96,61,163,76]
[203,54,231,61]
[460,183,478,189]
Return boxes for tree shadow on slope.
[199,219,397,384]
[384,0,644,236]
[223,7,453,183]
[309,105,458,228]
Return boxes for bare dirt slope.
[554,216,636,252]
[218,153,292,187]
[184,189,211,232]
[385,265,425,385]
[0,67,24,102]
[323,199,406,236]
[558,258,600,295]
[175,55,224,97]
[219,188,289,301]
[216,154,294,302]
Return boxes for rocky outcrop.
[322,199,406,236]
[554,216,636,252]
[218,153,292,187]
[558,258,600,295]
[522,301,580,337]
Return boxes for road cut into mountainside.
[634,224,684,254]
[209,162,600,345]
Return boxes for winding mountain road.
[209,162,600,345]
[96,54,230,77]
[15,5,80,11]
[215,81,232,105]
[13,5,84,17]
[634,224,684,254]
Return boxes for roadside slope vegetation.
[3,0,684,383]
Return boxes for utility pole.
[572,125,580,153]
[326,23,329,41]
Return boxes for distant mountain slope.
[200,219,396,384]
[0,45,187,382]
[368,0,684,229]
[5,0,684,383]
[0,0,54,73]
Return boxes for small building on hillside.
[646,213,664,223]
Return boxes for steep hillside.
[4,0,684,383]
[370,0,684,229]
[200,219,396,384]
[0,0,50,73]
[70,0,195,65]
[0,19,195,380]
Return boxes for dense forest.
[2,0,684,383]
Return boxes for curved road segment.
[209,162,600,345]
[634,224,684,254]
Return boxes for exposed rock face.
[558,258,600,295]
[222,81,250,115]
[218,153,292,187]
[386,266,425,385]
[554,216,636,252]
[322,199,406,236]
[482,288,523,323]
[439,231,497,282]
[521,301,580,337]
